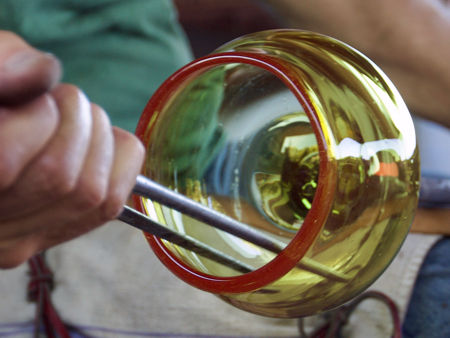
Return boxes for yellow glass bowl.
[134,30,419,318]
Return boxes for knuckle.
[0,96,58,192]
[113,127,145,165]
[134,137,146,160]
[114,127,144,149]
[34,155,78,198]
[52,83,88,108]
[129,134,146,161]
[112,126,136,144]
[53,83,81,97]
[72,178,107,212]
[91,104,113,137]
[91,103,108,119]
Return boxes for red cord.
[26,252,403,338]
[299,290,402,338]
[27,253,71,338]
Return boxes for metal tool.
[118,175,349,282]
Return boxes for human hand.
[0,31,145,268]
[266,0,450,128]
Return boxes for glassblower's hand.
[0,31,145,268]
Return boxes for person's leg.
[403,237,450,337]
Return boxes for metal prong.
[133,175,284,253]
[130,175,349,282]
[119,206,253,274]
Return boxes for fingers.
[0,31,145,268]
[0,93,145,268]
[0,84,93,218]
[26,84,93,200]
[101,127,145,218]
[0,236,39,269]
[68,103,115,213]
[0,101,111,241]
[45,127,144,245]
[0,95,59,190]
[36,127,145,249]
[0,31,61,105]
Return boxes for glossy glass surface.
[135,30,419,318]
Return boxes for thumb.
[0,31,61,105]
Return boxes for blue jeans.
[403,237,450,338]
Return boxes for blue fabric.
[403,237,450,338]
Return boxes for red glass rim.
[134,52,336,294]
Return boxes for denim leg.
[402,237,450,338]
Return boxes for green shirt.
[0,0,193,131]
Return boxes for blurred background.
[174,0,281,57]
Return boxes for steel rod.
[119,206,253,274]
[133,175,284,253]
[127,175,349,282]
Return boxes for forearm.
[264,0,450,127]
[411,208,450,235]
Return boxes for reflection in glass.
[143,64,313,276]
[136,30,419,318]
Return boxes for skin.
[265,0,450,128]
[0,31,145,268]
[0,0,448,267]
[264,0,450,234]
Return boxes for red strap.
[299,290,402,338]
[27,253,71,338]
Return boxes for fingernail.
[3,50,50,75]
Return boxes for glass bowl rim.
[134,51,337,293]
